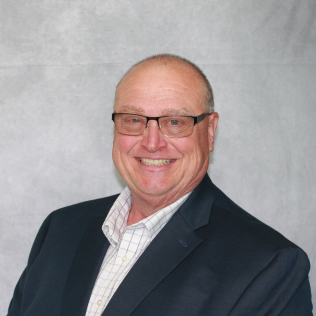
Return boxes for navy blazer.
[8,175,313,316]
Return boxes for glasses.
[112,112,211,138]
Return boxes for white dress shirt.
[85,187,191,316]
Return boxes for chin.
[132,178,176,198]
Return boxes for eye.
[131,118,141,123]
[169,120,180,125]
[123,116,144,124]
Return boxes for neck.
[126,189,188,226]
[126,173,207,226]
[126,197,164,226]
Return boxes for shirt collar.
[141,192,191,238]
[102,187,191,245]
[102,187,132,246]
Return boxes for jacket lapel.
[61,216,110,316]
[103,174,215,316]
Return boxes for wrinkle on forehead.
[118,105,194,116]
[121,79,195,96]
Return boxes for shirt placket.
[106,225,148,309]
[86,243,117,314]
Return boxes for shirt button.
[97,299,103,306]
[122,255,128,262]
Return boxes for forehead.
[119,105,195,116]
[115,64,205,116]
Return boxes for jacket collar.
[61,173,215,316]
[179,173,215,230]
[103,173,215,316]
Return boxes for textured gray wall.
[1,0,315,312]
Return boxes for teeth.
[140,158,172,166]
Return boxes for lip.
[136,157,175,168]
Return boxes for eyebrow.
[120,105,145,114]
[118,105,194,116]
[160,108,194,116]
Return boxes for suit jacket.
[8,174,313,316]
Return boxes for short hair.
[115,54,214,113]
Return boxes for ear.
[208,112,219,152]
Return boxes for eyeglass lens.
[114,114,195,137]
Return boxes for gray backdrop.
[1,0,315,312]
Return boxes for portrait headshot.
[1,1,315,316]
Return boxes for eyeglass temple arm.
[194,113,212,124]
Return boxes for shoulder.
[48,194,119,224]
[33,194,119,244]
[192,181,311,306]
[198,182,310,275]
[26,194,119,264]
[211,182,296,249]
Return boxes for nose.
[141,120,167,152]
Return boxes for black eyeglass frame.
[112,112,211,124]
[111,112,212,137]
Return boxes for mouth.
[139,158,172,166]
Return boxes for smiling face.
[112,62,218,207]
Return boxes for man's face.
[112,64,218,204]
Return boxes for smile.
[140,158,172,166]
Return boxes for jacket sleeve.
[7,214,52,316]
[279,276,313,316]
[229,246,313,316]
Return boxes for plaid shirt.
[85,187,191,316]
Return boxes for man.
[8,54,313,316]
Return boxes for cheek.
[114,134,130,153]
[194,126,210,155]
[173,135,209,167]
[175,131,208,156]
[113,136,126,165]
[169,139,202,163]
[113,134,140,163]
